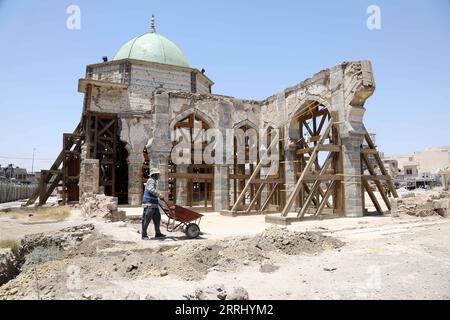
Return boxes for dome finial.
[150,14,156,33]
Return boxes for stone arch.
[169,109,215,209]
[262,120,278,131]
[233,119,258,130]
[170,108,216,130]
[289,95,331,119]
[287,96,331,140]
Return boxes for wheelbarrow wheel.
[185,223,200,239]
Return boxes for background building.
[383,146,450,188]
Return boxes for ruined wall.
[81,59,376,216]
[89,63,124,83]
[148,60,376,215]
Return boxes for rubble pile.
[0,224,95,288]
[184,284,249,300]
[262,226,344,255]
[0,249,20,286]
[166,226,344,281]
[392,191,450,218]
[1,226,343,299]
[80,193,125,222]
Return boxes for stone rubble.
[183,284,249,300]
[80,193,125,222]
[392,191,450,217]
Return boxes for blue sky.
[0,0,449,171]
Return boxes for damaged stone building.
[27,18,397,220]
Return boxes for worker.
[141,168,166,240]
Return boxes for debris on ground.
[392,191,450,217]
[80,193,126,222]
[0,225,343,299]
[183,284,249,300]
[0,223,95,287]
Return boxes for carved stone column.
[79,159,100,200]
[175,165,188,206]
[214,165,229,211]
[127,152,144,206]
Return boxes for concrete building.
[0,164,29,183]
[27,17,397,219]
[383,146,450,188]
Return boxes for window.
[406,169,413,175]
[190,72,197,93]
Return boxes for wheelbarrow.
[159,200,204,239]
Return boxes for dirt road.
[1,205,449,300]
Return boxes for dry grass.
[0,239,20,254]
[4,207,71,222]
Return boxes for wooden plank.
[231,135,279,211]
[309,135,320,143]
[303,175,343,181]
[362,153,391,210]
[315,181,336,217]
[318,145,340,152]
[259,184,279,213]
[98,119,115,136]
[40,174,62,206]
[364,134,399,199]
[246,183,265,213]
[298,153,334,218]
[363,179,382,213]
[281,121,332,216]
[296,144,340,154]
[168,173,214,179]
[317,113,327,134]
[361,149,379,154]
[250,178,284,184]
[296,147,314,155]
[362,175,391,180]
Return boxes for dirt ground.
[1,192,450,300]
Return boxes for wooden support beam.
[361,149,379,155]
[315,181,336,217]
[364,134,399,199]
[281,121,332,216]
[317,114,327,134]
[362,153,391,210]
[303,121,314,136]
[318,145,341,152]
[363,179,382,213]
[298,153,334,218]
[246,183,265,213]
[259,184,279,213]
[98,119,116,136]
[168,172,214,179]
[231,136,279,211]
[362,175,391,180]
[40,174,62,206]
[303,175,343,181]
[296,144,340,154]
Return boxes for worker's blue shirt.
[142,177,161,208]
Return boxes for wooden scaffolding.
[228,101,398,220]
[24,122,84,206]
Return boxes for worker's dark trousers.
[142,207,161,237]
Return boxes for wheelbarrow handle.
[161,199,172,207]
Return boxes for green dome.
[112,32,190,68]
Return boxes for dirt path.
[1,207,449,299]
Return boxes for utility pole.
[32,148,36,174]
